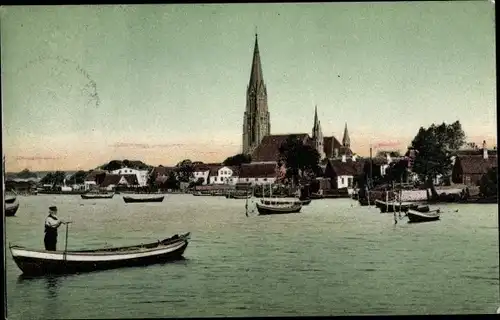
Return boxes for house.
[83,170,106,191]
[208,166,240,185]
[192,164,211,185]
[451,149,497,186]
[100,174,140,191]
[324,158,364,189]
[150,166,177,185]
[238,161,279,185]
[110,167,149,187]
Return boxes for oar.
[63,221,73,261]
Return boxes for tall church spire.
[248,33,264,89]
[312,105,325,160]
[242,33,270,155]
[342,122,350,147]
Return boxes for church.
[242,34,354,163]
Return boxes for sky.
[1,3,496,172]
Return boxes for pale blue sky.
[1,3,496,171]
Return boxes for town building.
[110,167,149,187]
[238,162,279,185]
[452,141,497,186]
[208,166,239,185]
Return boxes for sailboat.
[255,183,303,215]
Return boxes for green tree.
[223,153,252,166]
[176,159,194,183]
[384,159,409,183]
[101,160,123,171]
[165,171,180,190]
[278,135,321,185]
[40,171,66,186]
[16,168,38,179]
[479,167,497,197]
[68,170,88,184]
[376,150,402,158]
[410,121,466,199]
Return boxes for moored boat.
[81,193,115,199]
[407,209,440,223]
[376,200,420,213]
[123,195,165,203]
[227,193,252,199]
[5,202,20,217]
[6,197,17,204]
[256,198,303,215]
[9,232,190,276]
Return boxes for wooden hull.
[376,200,419,213]
[407,210,440,223]
[5,202,20,217]
[81,194,114,199]
[256,203,302,215]
[300,199,312,205]
[6,197,17,204]
[123,196,165,203]
[10,233,190,276]
[358,198,373,206]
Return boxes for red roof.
[239,162,278,178]
[323,136,352,158]
[326,159,360,176]
[251,134,310,162]
[100,174,139,187]
[456,155,497,174]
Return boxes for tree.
[165,172,180,190]
[16,168,38,179]
[40,171,67,186]
[68,170,88,184]
[375,150,401,158]
[223,153,252,167]
[384,159,409,184]
[278,135,321,185]
[410,121,466,199]
[176,159,194,183]
[479,167,497,197]
[101,160,123,172]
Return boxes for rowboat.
[256,198,303,215]
[226,193,252,199]
[9,232,191,276]
[81,193,114,199]
[300,199,312,206]
[6,197,17,204]
[123,195,165,203]
[407,209,440,223]
[375,200,420,213]
[5,202,20,217]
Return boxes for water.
[5,194,499,318]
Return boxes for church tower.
[311,105,326,160]
[242,33,270,155]
[342,122,350,148]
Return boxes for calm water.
[5,194,499,318]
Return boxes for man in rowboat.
[44,206,67,251]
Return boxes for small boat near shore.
[6,197,17,204]
[226,193,252,199]
[81,193,115,200]
[407,208,440,223]
[5,202,20,217]
[123,195,165,203]
[256,198,303,215]
[375,200,420,213]
[9,232,191,276]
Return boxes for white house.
[238,162,278,185]
[208,166,239,185]
[192,165,211,185]
[110,167,149,187]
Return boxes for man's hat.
[49,206,58,212]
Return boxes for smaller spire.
[342,122,350,147]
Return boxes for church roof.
[251,134,310,162]
[239,162,278,178]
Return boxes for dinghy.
[9,232,190,276]
[6,197,17,204]
[5,202,20,217]
[256,199,303,215]
[123,195,165,203]
[407,209,440,223]
[81,193,114,199]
